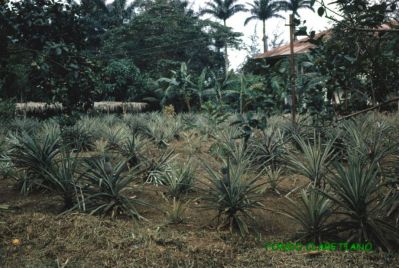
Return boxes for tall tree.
[278,0,314,18]
[77,0,141,27]
[103,0,238,78]
[245,25,261,57]
[1,0,98,111]
[309,0,399,113]
[201,0,246,71]
[244,0,284,53]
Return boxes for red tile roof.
[254,31,329,59]
[254,21,397,60]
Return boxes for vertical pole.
[223,20,229,75]
[263,20,267,53]
[289,14,297,124]
[240,74,243,114]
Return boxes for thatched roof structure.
[16,102,63,113]
[15,102,148,114]
[93,102,148,113]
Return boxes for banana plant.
[230,112,268,150]
[158,62,195,112]
[188,67,213,110]
[209,70,237,107]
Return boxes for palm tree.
[201,0,246,71]
[244,0,284,53]
[77,0,108,15]
[278,0,314,18]
[77,0,140,25]
[106,0,143,23]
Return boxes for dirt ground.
[1,140,398,267]
[1,177,398,268]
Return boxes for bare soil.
[0,139,398,267]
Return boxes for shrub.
[0,99,15,124]
[182,131,204,156]
[341,118,396,166]
[118,134,146,168]
[194,108,229,139]
[283,117,316,148]
[0,139,13,179]
[162,160,196,199]
[40,153,80,210]
[139,114,171,148]
[59,116,96,151]
[286,134,336,188]
[166,198,190,224]
[101,59,145,101]
[7,130,60,194]
[210,126,251,167]
[36,120,61,140]
[264,166,283,194]
[201,160,265,235]
[123,114,148,134]
[145,150,176,185]
[100,125,129,151]
[142,113,182,147]
[163,104,176,117]
[93,138,108,157]
[280,189,333,243]
[9,117,41,135]
[250,126,287,170]
[323,157,399,251]
[101,114,121,127]
[81,158,147,219]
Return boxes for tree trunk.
[223,20,229,74]
[293,12,298,41]
[240,74,244,114]
[263,20,268,53]
[63,192,74,210]
[199,94,203,110]
[240,88,243,114]
[289,14,297,124]
[185,97,191,113]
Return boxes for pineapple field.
[0,111,398,267]
[1,0,399,266]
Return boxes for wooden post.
[223,20,229,75]
[289,14,297,124]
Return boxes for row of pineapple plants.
[0,111,398,251]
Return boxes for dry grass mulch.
[1,212,398,268]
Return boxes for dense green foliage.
[1,0,397,116]
[1,0,399,259]
[303,0,399,116]
[0,0,241,111]
[0,0,97,112]
[99,59,146,101]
